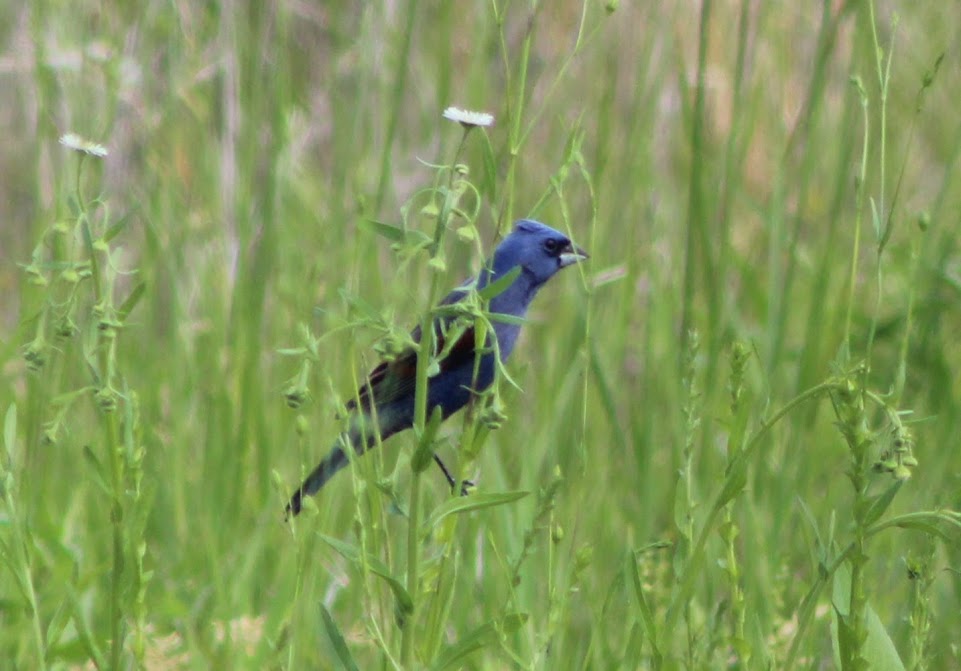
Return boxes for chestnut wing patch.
[346,320,480,412]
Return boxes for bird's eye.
[544,238,560,254]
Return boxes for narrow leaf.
[883,519,950,542]
[3,404,15,459]
[487,312,527,326]
[478,266,521,300]
[81,445,111,496]
[364,219,405,242]
[831,570,905,671]
[319,534,413,615]
[364,219,432,247]
[117,281,146,322]
[320,602,360,671]
[103,210,135,243]
[622,622,645,669]
[627,551,662,666]
[861,603,906,671]
[65,584,105,670]
[870,197,882,241]
[412,407,444,474]
[338,288,382,323]
[862,481,902,527]
[715,452,748,510]
[424,491,529,530]
[429,613,528,671]
[480,132,497,201]
[590,341,627,450]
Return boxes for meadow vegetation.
[1,1,960,668]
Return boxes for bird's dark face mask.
[555,239,589,268]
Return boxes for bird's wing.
[346,287,482,412]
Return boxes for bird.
[286,219,587,517]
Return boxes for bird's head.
[489,219,589,288]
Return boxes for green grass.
[2,1,960,669]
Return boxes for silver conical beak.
[559,242,589,268]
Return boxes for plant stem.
[401,134,468,665]
[81,180,125,670]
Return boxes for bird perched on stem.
[286,220,587,517]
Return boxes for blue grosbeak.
[286,220,587,516]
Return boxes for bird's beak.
[559,242,589,268]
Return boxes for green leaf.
[45,599,73,658]
[870,196,882,241]
[831,600,906,671]
[117,281,146,322]
[80,220,102,286]
[627,550,663,667]
[590,340,627,451]
[862,481,902,527]
[81,446,111,496]
[364,220,432,247]
[3,403,15,461]
[364,219,404,242]
[796,497,823,552]
[46,638,92,666]
[320,602,360,671]
[319,534,413,616]
[412,407,443,474]
[429,613,528,671]
[338,288,382,323]
[478,266,521,300]
[103,209,135,243]
[622,622,645,669]
[715,452,748,510]
[424,491,529,530]
[878,516,952,542]
[480,132,497,201]
[487,312,527,326]
[860,604,906,671]
[421,549,460,661]
[831,562,905,671]
[65,583,105,670]
[80,219,95,254]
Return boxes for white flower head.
[442,107,494,129]
[59,133,108,158]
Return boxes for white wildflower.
[59,133,108,158]
[442,107,494,129]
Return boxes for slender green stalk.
[375,0,420,212]
[401,237,442,667]
[723,343,750,663]
[496,0,535,231]
[83,206,126,671]
[864,0,894,364]
[680,0,714,362]
[401,128,470,666]
[1,422,48,670]
[843,75,870,357]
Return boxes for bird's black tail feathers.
[285,419,391,518]
[285,440,351,518]
[285,404,413,518]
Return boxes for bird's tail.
[285,410,396,518]
[285,438,351,518]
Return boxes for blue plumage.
[286,220,587,516]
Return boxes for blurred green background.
[2,1,960,668]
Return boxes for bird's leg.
[432,454,473,496]
[431,453,456,487]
